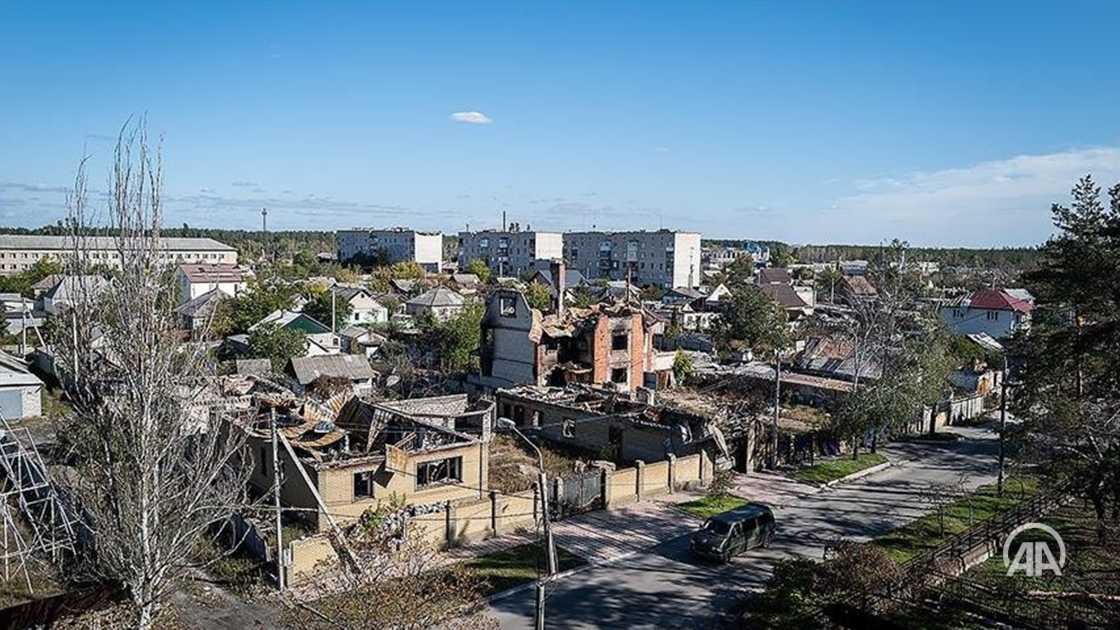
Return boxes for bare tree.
[53,120,251,630]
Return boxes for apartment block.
[457,230,563,277]
[562,230,702,288]
[0,235,237,276]
[336,228,443,272]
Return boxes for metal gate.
[550,469,603,519]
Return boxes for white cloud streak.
[450,111,493,124]
[826,146,1120,246]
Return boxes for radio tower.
[261,207,269,262]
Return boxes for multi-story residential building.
[335,228,443,272]
[457,229,563,278]
[0,235,237,276]
[561,230,702,288]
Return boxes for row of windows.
[352,455,463,499]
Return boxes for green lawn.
[874,476,1040,563]
[465,542,586,596]
[677,494,752,520]
[788,452,888,485]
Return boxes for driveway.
[488,425,999,629]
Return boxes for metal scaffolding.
[0,413,80,592]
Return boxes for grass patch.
[874,476,1040,563]
[677,494,752,520]
[789,452,888,485]
[464,541,586,596]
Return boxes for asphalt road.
[489,424,1000,629]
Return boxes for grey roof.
[407,286,464,308]
[330,285,371,302]
[235,358,272,377]
[288,354,377,386]
[0,351,44,389]
[758,283,808,309]
[44,275,111,302]
[177,288,230,318]
[757,268,792,285]
[0,235,234,251]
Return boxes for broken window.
[612,333,628,351]
[562,418,575,438]
[416,456,463,490]
[611,368,627,383]
[353,471,373,500]
[500,296,516,317]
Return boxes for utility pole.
[261,207,269,262]
[271,409,285,591]
[537,469,557,630]
[331,289,337,333]
[771,356,781,469]
[997,356,1008,497]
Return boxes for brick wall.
[592,315,610,384]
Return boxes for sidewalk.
[446,470,813,568]
[445,491,702,566]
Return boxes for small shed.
[0,352,44,420]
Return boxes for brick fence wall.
[283,449,715,584]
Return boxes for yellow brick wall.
[643,461,670,496]
[676,454,701,485]
[610,468,638,504]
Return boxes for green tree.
[464,259,492,284]
[1014,175,1120,539]
[524,282,553,312]
[225,277,298,334]
[247,322,307,371]
[815,266,844,303]
[769,242,794,267]
[432,301,485,371]
[302,291,354,330]
[672,350,692,385]
[713,285,790,357]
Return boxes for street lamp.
[496,417,557,630]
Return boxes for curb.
[485,547,645,604]
[818,460,891,490]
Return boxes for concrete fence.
[283,449,715,584]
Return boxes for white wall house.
[176,263,249,304]
[939,289,1034,339]
[331,286,390,326]
[0,352,44,420]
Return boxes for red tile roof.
[967,289,1034,313]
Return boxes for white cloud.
[450,111,493,124]
[826,145,1120,246]
[653,146,671,153]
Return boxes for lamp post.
[496,417,556,630]
[998,355,1009,497]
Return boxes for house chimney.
[550,258,565,316]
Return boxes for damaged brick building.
[476,262,674,392]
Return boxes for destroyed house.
[494,384,730,466]
[478,288,672,392]
[244,392,493,532]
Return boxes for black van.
[689,503,776,562]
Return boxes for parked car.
[690,503,775,562]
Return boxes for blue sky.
[2,1,1119,246]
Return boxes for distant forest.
[704,239,1040,270]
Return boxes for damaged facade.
[477,278,674,392]
[242,390,494,532]
[493,384,732,468]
